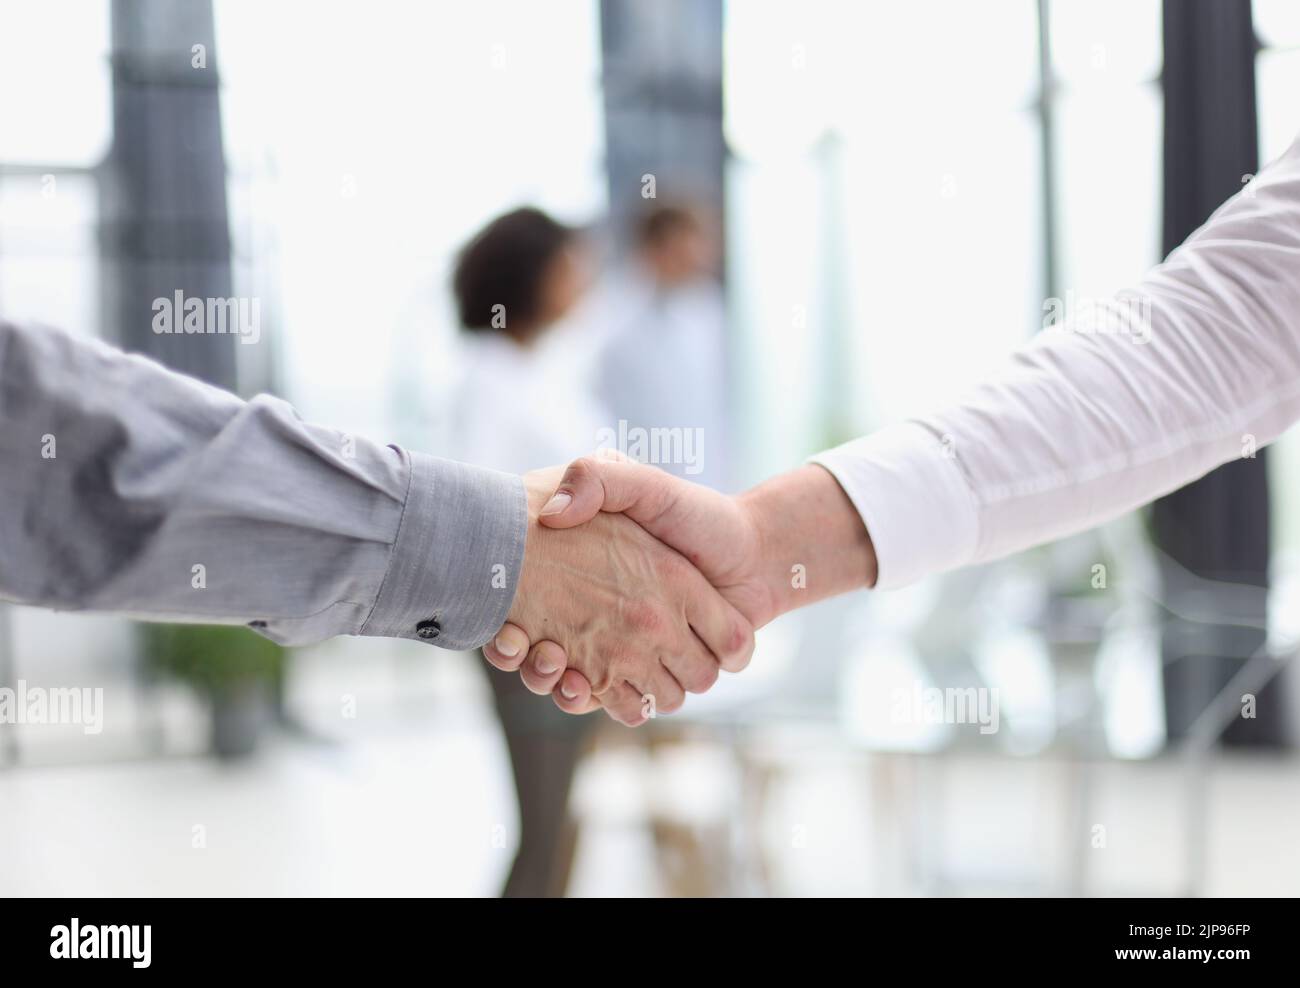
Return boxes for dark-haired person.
[440,207,607,897]
[444,208,605,471]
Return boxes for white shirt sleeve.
[813,135,1300,590]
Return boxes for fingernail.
[560,684,578,699]
[540,492,572,516]
[536,656,557,675]
[494,636,519,658]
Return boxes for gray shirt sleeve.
[0,320,527,650]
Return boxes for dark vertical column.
[599,0,725,242]
[103,1,251,740]
[1157,0,1283,746]
[102,0,237,389]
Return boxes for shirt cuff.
[810,423,981,590]
[361,451,527,650]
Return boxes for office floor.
[2,615,1296,897]
[1,708,1297,896]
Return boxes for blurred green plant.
[143,623,287,758]
[143,623,285,692]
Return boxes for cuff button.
[415,618,441,641]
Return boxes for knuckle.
[624,600,665,635]
[685,661,719,694]
[720,626,756,672]
[585,667,616,695]
[531,640,565,671]
[654,553,689,584]
[729,622,755,657]
[598,640,631,670]
[567,455,601,485]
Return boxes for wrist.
[738,464,877,619]
[506,468,565,629]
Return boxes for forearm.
[740,464,877,618]
[0,320,525,648]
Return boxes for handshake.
[483,452,878,726]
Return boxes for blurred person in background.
[594,204,731,491]
[442,207,607,897]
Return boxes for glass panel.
[0,0,111,166]
[0,172,100,337]
[725,0,1041,470]
[726,153,830,478]
[1257,47,1300,165]
[842,109,1042,426]
[213,0,607,437]
[1052,84,1162,300]
[1254,0,1300,49]
[725,0,1039,160]
[1050,0,1162,87]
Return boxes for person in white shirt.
[442,213,609,479]
[593,204,731,490]
[486,133,1300,721]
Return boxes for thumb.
[538,451,674,530]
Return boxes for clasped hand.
[483,458,762,725]
[487,452,876,725]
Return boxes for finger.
[684,576,756,674]
[626,664,686,718]
[483,624,531,672]
[553,669,599,715]
[598,680,652,727]
[538,455,676,530]
[519,640,567,695]
[662,636,720,695]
